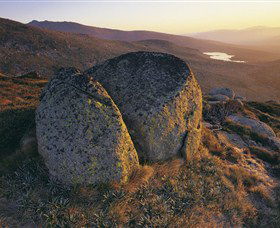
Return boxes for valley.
[0,17,279,102]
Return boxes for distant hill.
[1,18,146,77]
[187,26,280,54]
[1,17,280,101]
[28,20,279,63]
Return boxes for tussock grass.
[202,126,225,157]
[247,101,280,118]
[249,146,280,165]
[246,101,280,137]
[223,119,273,149]
[203,99,244,124]
[0,149,262,227]
[0,79,279,226]
[202,126,243,163]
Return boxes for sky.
[0,0,280,34]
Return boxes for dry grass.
[202,126,244,163]
[0,76,46,161]
[0,148,266,227]
[223,119,276,150]
[249,146,280,165]
[246,101,280,137]
[0,77,279,226]
[201,126,224,156]
[203,99,244,124]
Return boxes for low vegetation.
[0,147,259,226]
[0,75,45,160]
[1,76,280,226]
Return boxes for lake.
[203,52,245,63]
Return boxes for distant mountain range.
[187,26,280,54]
[28,20,279,62]
[0,17,279,101]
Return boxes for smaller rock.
[209,87,235,99]
[217,131,247,149]
[227,115,276,138]
[209,94,230,102]
[268,137,280,152]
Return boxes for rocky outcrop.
[267,137,280,152]
[227,115,276,138]
[36,68,139,185]
[209,87,235,99]
[209,94,230,102]
[86,52,202,162]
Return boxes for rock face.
[268,137,280,152]
[235,95,246,101]
[209,87,235,99]
[86,52,202,162]
[209,94,230,102]
[36,68,139,185]
[227,115,276,138]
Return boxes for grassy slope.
[246,60,280,102]
[0,75,47,159]
[0,18,143,77]
[0,75,280,226]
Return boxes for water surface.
[203,52,245,63]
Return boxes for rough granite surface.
[86,52,203,162]
[209,87,235,99]
[36,68,139,185]
[227,115,276,138]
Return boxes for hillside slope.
[246,59,280,101]
[188,26,280,44]
[1,17,279,101]
[0,18,143,77]
[1,74,279,226]
[28,20,279,63]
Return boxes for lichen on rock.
[36,68,139,185]
[86,52,203,162]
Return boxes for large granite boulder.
[36,68,139,185]
[86,52,202,162]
